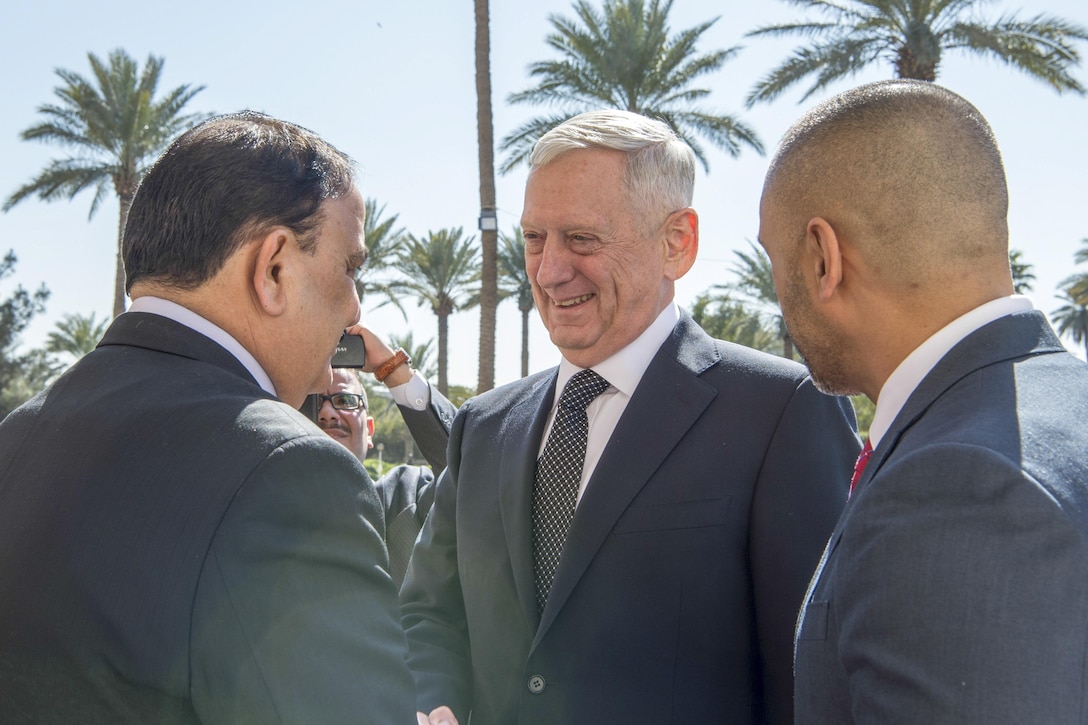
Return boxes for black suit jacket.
[795,311,1088,723]
[0,312,415,724]
[401,314,860,724]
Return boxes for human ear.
[662,208,699,281]
[252,228,294,316]
[806,217,842,302]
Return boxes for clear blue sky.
[2,0,1086,387]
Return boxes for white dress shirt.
[389,371,431,411]
[127,296,278,397]
[869,295,1034,449]
[539,302,680,502]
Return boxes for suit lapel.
[499,371,559,629]
[535,317,720,641]
[855,311,1064,497]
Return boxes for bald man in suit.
[759,80,1088,723]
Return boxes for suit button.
[527,675,546,694]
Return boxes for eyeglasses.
[312,393,366,411]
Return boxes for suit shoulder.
[459,368,554,413]
[705,339,811,388]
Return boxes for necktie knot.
[558,369,610,412]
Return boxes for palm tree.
[728,241,795,359]
[746,0,1088,106]
[1009,248,1035,294]
[45,312,109,362]
[496,228,536,377]
[689,291,779,354]
[475,0,499,395]
[3,49,207,316]
[1060,238,1088,305]
[388,331,438,381]
[500,0,764,173]
[0,251,56,416]
[1051,291,1088,358]
[393,228,480,396]
[358,198,408,315]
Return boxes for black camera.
[332,332,367,368]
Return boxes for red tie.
[849,439,873,498]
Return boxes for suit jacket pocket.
[612,497,731,534]
[797,600,829,641]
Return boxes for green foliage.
[850,394,875,441]
[500,0,763,173]
[727,240,795,359]
[444,385,477,408]
[358,198,409,316]
[497,228,535,377]
[4,49,208,315]
[1060,238,1088,306]
[0,252,58,418]
[393,227,480,395]
[689,291,778,354]
[747,0,1088,106]
[46,311,109,362]
[1008,248,1035,295]
[1052,293,1088,359]
[388,331,438,381]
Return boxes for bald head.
[764,80,1010,291]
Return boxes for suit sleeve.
[748,377,858,725]
[399,407,473,720]
[830,446,1088,723]
[398,384,456,472]
[189,435,416,725]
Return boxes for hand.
[416,705,459,725]
[342,323,398,377]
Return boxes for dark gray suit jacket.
[795,311,1088,723]
[401,314,860,724]
[0,312,415,724]
[374,385,455,588]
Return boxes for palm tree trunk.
[113,191,134,317]
[437,312,449,397]
[474,0,498,395]
[520,308,530,378]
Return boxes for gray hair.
[530,110,696,230]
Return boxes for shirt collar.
[554,302,680,400]
[128,296,278,397]
[869,294,1033,448]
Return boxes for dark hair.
[123,111,356,292]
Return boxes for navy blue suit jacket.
[401,314,860,724]
[795,311,1088,723]
[0,312,415,724]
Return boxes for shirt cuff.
[388,371,430,411]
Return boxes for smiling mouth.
[555,293,594,308]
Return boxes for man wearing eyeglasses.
[307,332,455,587]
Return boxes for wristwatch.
[374,348,411,382]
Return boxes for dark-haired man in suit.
[0,112,415,723]
[760,80,1088,722]
[402,109,860,725]
[305,329,454,587]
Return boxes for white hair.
[530,110,695,229]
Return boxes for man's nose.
[317,399,340,423]
[533,238,573,288]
